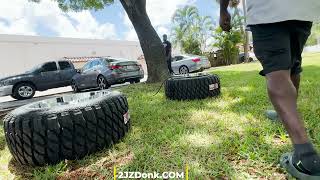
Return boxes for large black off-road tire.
[3,90,131,166]
[165,74,220,100]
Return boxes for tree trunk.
[120,0,169,83]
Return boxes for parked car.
[71,57,144,92]
[0,60,77,100]
[239,52,257,63]
[171,54,211,74]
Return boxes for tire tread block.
[165,74,221,100]
[3,92,130,166]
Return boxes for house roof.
[63,56,104,63]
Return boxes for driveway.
[0,76,147,116]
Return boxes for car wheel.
[10,94,17,99]
[13,83,35,100]
[240,56,245,63]
[3,90,131,166]
[71,80,79,93]
[97,75,109,90]
[130,79,140,84]
[134,79,140,83]
[179,66,189,75]
[165,74,220,100]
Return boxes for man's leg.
[167,61,172,74]
[267,71,305,143]
[291,74,300,95]
[266,74,300,121]
[251,21,320,175]
[266,70,306,143]
[265,28,303,121]
[167,57,174,74]
[267,70,320,174]
[266,74,300,120]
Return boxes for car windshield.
[104,58,116,63]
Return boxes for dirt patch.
[59,151,134,179]
[230,159,287,180]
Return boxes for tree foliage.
[306,22,320,46]
[213,27,242,65]
[212,0,245,65]
[181,37,202,55]
[212,12,244,65]
[30,0,114,11]
[171,5,214,55]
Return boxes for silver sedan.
[71,57,144,92]
[171,54,211,74]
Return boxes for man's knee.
[267,84,287,99]
[266,70,296,97]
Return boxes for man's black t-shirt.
[163,40,172,58]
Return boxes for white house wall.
[0,34,143,78]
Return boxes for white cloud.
[125,29,139,41]
[0,0,117,39]
[0,19,37,35]
[157,26,169,36]
[122,0,195,41]
[146,0,196,27]
[121,12,138,41]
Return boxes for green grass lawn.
[1,53,320,179]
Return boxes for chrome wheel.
[98,76,107,90]
[179,66,189,74]
[18,86,34,98]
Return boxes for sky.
[0,0,221,41]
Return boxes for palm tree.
[171,5,199,51]
[171,6,214,53]
[172,6,199,35]
[195,15,214,51]
[171,26,185,49]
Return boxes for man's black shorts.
[250,20,312,76]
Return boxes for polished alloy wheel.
[18,86,34,98]
[98,76,107,90]
[179,66,189,74]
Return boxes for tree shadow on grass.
[0,120,7,151]
[115,81,288,178]
[183,65,320,178]
[5,65,320,179]
[126,65,320,178]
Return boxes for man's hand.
[220,10,231,32]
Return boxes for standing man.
[163,34,174,74]
[220,0,320,178]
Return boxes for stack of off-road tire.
[3,90,130,166]
[165,74,221,100]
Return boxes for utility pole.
[242,0,250,63]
